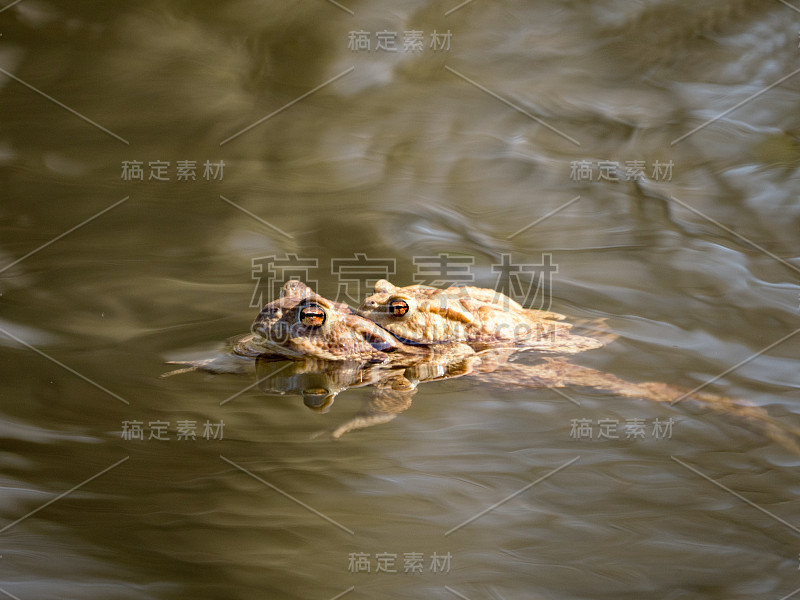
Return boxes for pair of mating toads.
[167,280,799,447]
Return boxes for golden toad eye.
[299,304,326,327]
[388,299,409,317]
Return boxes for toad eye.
[388,299,409,317]
[299,304,326,327]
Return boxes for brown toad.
[163,280,474,375]
[358,279,603,353]
[245,280,411,362]
[164,280,800,451]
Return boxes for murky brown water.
[1,1,799,598]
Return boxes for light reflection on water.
[1,0,799,598]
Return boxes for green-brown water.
[1,1,799,598]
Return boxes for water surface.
[1,1,799,598]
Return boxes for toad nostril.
[261,308,281,320]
